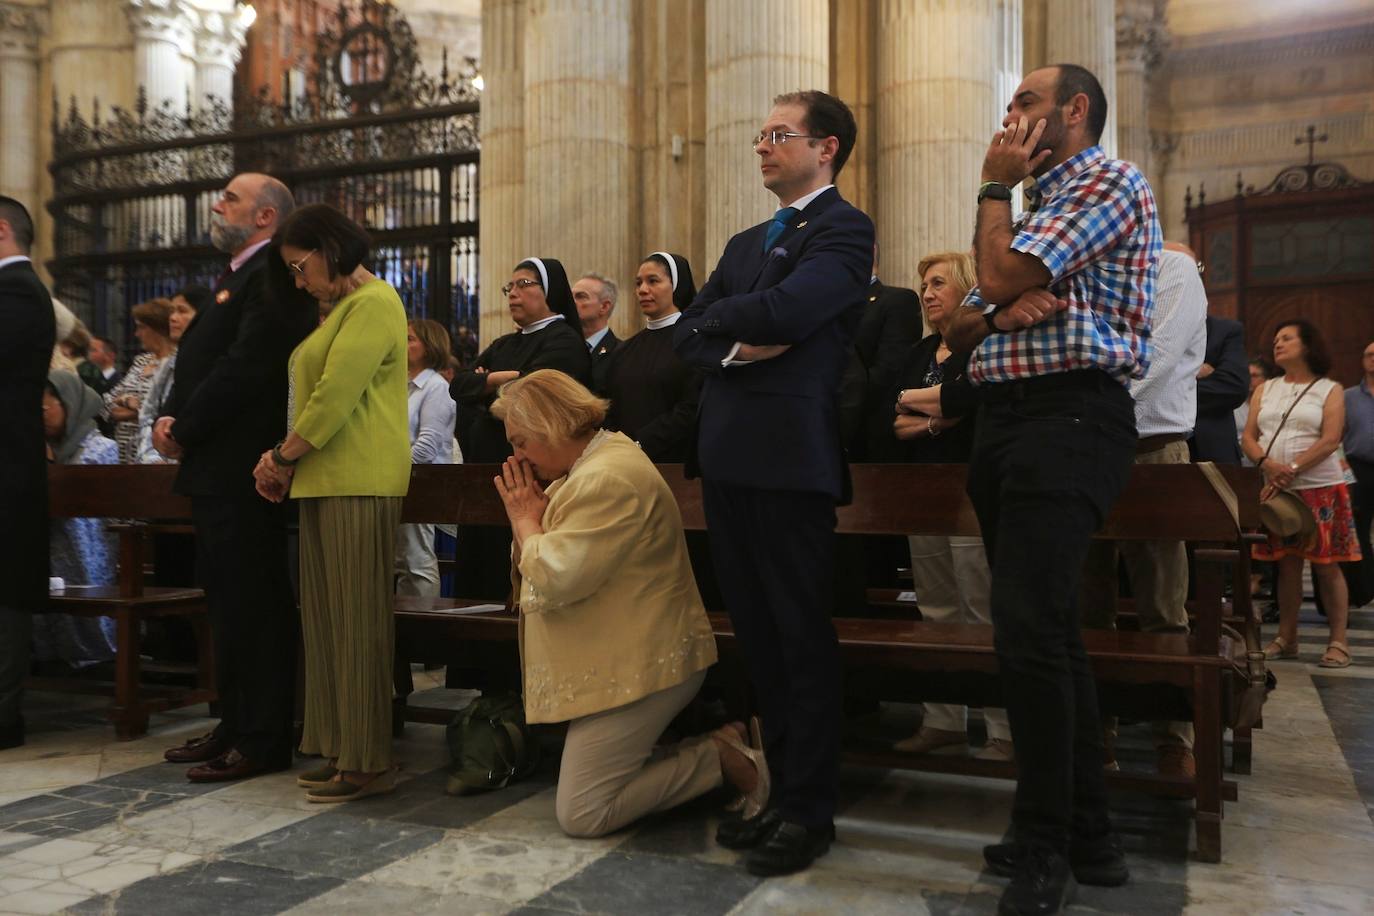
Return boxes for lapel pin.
[796,220,808,229]
[215,289,231,304]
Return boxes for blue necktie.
[763,206,798,252]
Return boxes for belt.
[1137,432,1187,454]
[978,369,1117,404]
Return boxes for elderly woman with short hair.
[491,369,766,838]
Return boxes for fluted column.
[523,0,638,337]
[1045,0,1116,156]
[704,0,828,264]
[125,0,194,111]
[876,0,1022,290]
[1115,0,1166,185]
[194,10,249,114]
[0,3,44,212]
[479,0,526,346]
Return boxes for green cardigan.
[289,279,411,498]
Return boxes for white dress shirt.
[229,238,271,273]
[0,255,31,270]
[586,326,611,350]
[408,368,456,464]
[1130,250,1206,437]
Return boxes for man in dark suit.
[853,242,923,459]
[0,197,56,750]
[573,273,619,394]
[1190,315,1248,463]
[674,90,873,876]
[152,173,316,781]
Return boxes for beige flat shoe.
[1318,642,1352,669]
[306,767,397,804]
[716,717,771,821]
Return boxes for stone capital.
[0,2,47,58]
[195,10,247,68]
[1116,0,1168,70]
[125,0,195,46]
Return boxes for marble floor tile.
[732,870,969,916]
[368,769,560,832]
[0,785,181,839]
[0,837,197,913]
[1184,869,1374,915]
[1199,822,1374,891]
[219,810,446,880]
[282,878,493,915]
[518,850,761,916]
[0,755,105,795]
[79,795,318,857]
[66,859,342,916]
[361,825,609,904]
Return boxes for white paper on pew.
[897,591,917,603]
[429,603,509,614]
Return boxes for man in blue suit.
[674,90,873,877]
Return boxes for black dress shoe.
[165,731,228,764]
[984,832,1128,887]
[716,806,781,850]
[186,749,289,783]
[745,819,834,877]
[0,716,23,751]
[998,846,1077,916]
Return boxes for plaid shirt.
[967,145,1161,386]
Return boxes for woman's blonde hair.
[490,369,608,445]
[916,250,977,301]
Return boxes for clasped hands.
[253,451,294,503]
[1259,459,1297,501]
[493,457,548,529]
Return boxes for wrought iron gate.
[48,0,480,358]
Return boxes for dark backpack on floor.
[445,692,541,795]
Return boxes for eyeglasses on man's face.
[288,250,317,276]
[752,130,825,148]
[502,277,542,296]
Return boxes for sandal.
[1319,642,1352,669]
[1264,637,1299,660]
[715,717,771,821]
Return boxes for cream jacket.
[516,431,717,723]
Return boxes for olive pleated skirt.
[298,495,403,773]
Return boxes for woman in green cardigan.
[253,203,410,802]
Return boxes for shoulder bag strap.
[1260,378,1321,464]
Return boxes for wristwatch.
[978,181,1013,204]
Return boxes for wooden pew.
[394,461,1261,862]
[43,464,215,739]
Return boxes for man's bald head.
[209,172,296,255]
[1163,240,1198,261]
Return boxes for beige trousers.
[556,669,722,838]
[907,534,1011,741]
[1079,439,1195,749]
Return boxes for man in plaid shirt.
[943,64,1161,916]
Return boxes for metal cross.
[1295,125,1329,167]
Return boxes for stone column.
[195,10,249,114]
[125,0,194,112]
[479,0,526,346]
[522,0,638,338]
[875,0,1022,290]
[1115,0,1167,185]
[1045,0,1116,156]
[703,0,828,264]
[0,3,44,211]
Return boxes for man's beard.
[1032,109,1067,176]
[209,213,253,253]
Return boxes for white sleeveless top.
[1254,377,1343,489]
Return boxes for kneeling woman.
[491,370,767,838]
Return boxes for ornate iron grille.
[48,0,480,361]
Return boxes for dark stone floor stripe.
[1312,675,1374,827]
[66,860,342,916]
[515,850,762,916]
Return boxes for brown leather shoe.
[1156,745,1196,779]
[165,732,227,764]
[186,749,288,783]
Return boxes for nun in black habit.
[450,257,591,463]
[604,252,704,463]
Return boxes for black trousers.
[1346,456,1374,601]
[192,492,298,763]
[966,371,1137,851]
[703,480,841,829]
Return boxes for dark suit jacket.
[164,248,316,498]
[0,260,56,607]
[588,328,619,395]
[853,279,922,458]
[673,187,875,501]
[1189,316,1248,464]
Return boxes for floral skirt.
[1253,482,1362,564]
